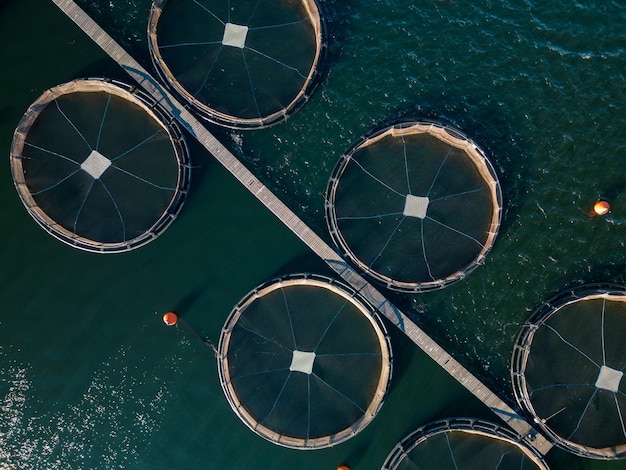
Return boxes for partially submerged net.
[325,121,502,292]
[148,0,325,128]
[217,273,392,449]
[512,283,626,459]
[10,78,190,253]
[382,418,550,470]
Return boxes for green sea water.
[1,0,625,469]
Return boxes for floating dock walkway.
[51,0,552,456]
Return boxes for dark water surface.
[1,0,625,468]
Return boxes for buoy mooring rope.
[161,310,218,356]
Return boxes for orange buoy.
[162,311,178,326]
[593,200,610,216]
[337,466,350,470]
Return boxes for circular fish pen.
[325,120,502,293]
[217,273,392,449]
[382,418,550,470]
[512,283,626,459]
[147,0,325,128]
[10,78,190,253]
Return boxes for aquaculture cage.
[10,78,190,253]
[512,283,626,459]
[325,121,502,293]
[147,0,325,128]
[382,418,550,470]
[217,273,392,449]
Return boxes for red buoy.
[162,311,178,326]
[593,200,610,216]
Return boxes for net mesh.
[325,121,502,292]
[512,284,626,459]
[10,79,190,253]
[382,419,550,470]
[148,0,324,128]
[217,274,392,449]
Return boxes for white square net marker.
[222,23,248,48]
[81,150,111,179]
[595,365,623,392]
[403,195,429,219]
[289,350,316,375]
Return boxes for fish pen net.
[217,273,392,449]
[382,418,550,470]
[325,121,502,293]
[512,283,626,459]
[148,0,325,128]
[10,78,190,253]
